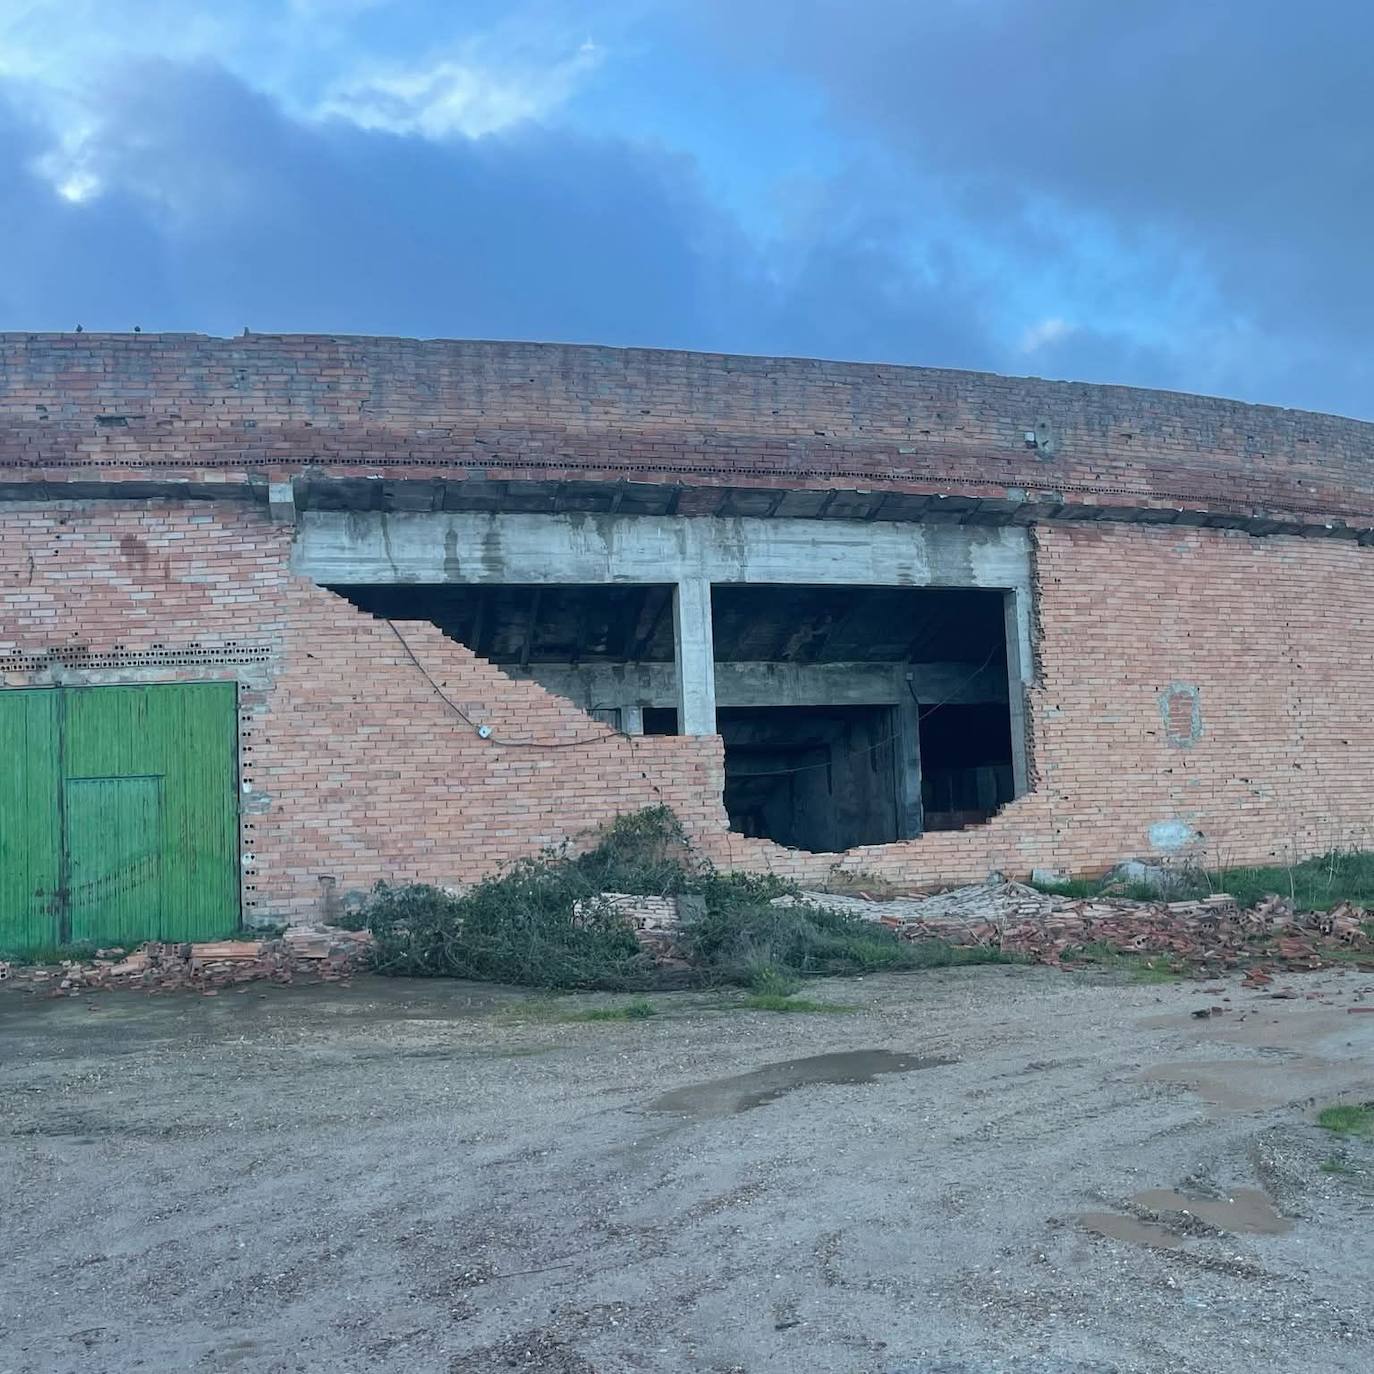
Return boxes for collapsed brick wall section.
[3,334,1374,525]
[4,500,1374,915]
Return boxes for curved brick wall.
[3,336,1374,913]
[4,500,1373,913]
[3,333,1374,531]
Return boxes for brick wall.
[0,502,726,921]
[4,499,1372,915]
[3,334,1374,528]
[754,521,1374,887]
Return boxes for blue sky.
[2,0,1371,418]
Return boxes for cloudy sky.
[2,0,1370,417]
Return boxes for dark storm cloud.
[1,61,735,343]
[0,60,994,371]
[705,0,1374,348]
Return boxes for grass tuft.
[1031,850,1374,912]
[1030,877,1110,899]
[1,941,103,967]
[1320,1156,1359,1176]
[1063,941,1184,982]
[1317,1103,1374,1137]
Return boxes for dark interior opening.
[918,702,1015,831]
[719,705,900,853]
[714,584,1018,849]
[327,582,683,731]
[328,579,1022,844]
[642,707,678,735]
[328,583,678,664]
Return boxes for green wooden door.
[0,689,62,954]
[65,776,164,947]
[0,683,239,954]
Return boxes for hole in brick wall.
[325,582,684,736]
[720,703,903,851]
[711,585,1017,849]
[917,702,1016,831]
[321,579,1023,848]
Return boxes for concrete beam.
[296,510,1032,594]
[895,693,924,839]
[508,660,1008,711]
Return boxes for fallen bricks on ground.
[0,927,373,996]
[782,883,1373,975]
[2,882,1370,996]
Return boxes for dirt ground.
[2,966,1373,1374]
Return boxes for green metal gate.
[0,682,240,954]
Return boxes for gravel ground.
[2,965,1373,1374]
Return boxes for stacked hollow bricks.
[2,334,1373,922]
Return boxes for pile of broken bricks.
[1,926,374,996]
[799,883,1374,976]
[5,883,1369,997]
[596,884,1374,980]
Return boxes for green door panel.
[0,682,239,953]
[0,689,62,953]
[65,776,164,946]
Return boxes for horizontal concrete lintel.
[509,659,1008,710]
[294,510,1034,590]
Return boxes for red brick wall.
[4,501,1372,916]
[3,334,1373,528]
[0,502,726,921]
[760,521,1374,887]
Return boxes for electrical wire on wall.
[386,619,629,751]
[388,618,1009,772]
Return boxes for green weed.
[0,941,102,966]
[1030,850,1374,912]
[1064,941,1183,982]
[746,966,803,997]
[679,886,1014,988]
[738,993,857,1014]
[365,806,1017,992]
[1317,1103,1374,1137]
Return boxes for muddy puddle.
[1078,1186,1289,1248]
[646,1049,951,1119]
[1076,1212,1183,1250]
[1136,994,1374,1114]
[1133,1187,1291,1235]
[1138,1059,1296,1112]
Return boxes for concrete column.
[621,705,645,736]
[672,577,717,735]
[895,681,924,838]
[1004,589,1031,797]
